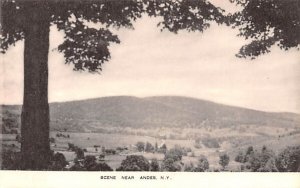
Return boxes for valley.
[1,96,300,171]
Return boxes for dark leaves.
[230,0,300,58]
[1,0,227,72]
[50,0,144,29]
[144,0,226,33]
[237,37,276,59]
[0,0,25,53]
[57,21,120,72]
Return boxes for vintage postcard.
[0,0,299,187]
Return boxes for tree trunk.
[21,3,51,170]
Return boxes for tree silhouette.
[230,0,300,59]
[0,0,225,170]
[219,153,230,170]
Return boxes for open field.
[47,127,300,170]
[1,125,300,171]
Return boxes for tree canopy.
[1,0,226,71]
[230,0,300,59]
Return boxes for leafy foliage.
[1,150,22,170]
[48,152,68,170]
[145,142,155,152]
[276,145,300,172]
[219,153,230,170]
[0,0,143,72]
[235,151,245,163]
[136,141,145,152]
[164,146,184,161]
[237,146,280,172]
[202,137,220,148]
[184,155,209,172]
[150,158,160,171]
[161,158,182,172]
[1,0,226,72]
[117,155,150,171]
[144,0,226,33]
[158,143,167,154]
[82,155,113,171]
[195,155,209,172]
[69,155,112,171]
[230,0,300,59]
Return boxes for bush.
[105,149,116,155]
[161,158,181,172]
[48,152,68,170]
[1,151,21,170]
[195,155,209,172]
[83,155,97,170]
[184,162,195,172]
[150,158,160,171]
[219,154,230,170]
[145,142,154,152]
[117,155,150,171]
[136,142,145,152]
[259,158,278,172]
[75,148,85,160]
[49,137,55,143]
[69,155,113,171]
[164,146,184,161]
[84,155,113,171]
[194,138,202,149]
[276,145,300,172]
[92,163,113,171]
[235,151,245,163]
[157,144,167,154]
[202,138,220,148]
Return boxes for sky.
[0,2,300,113]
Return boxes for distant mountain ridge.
[1,96,300,132]
[43,96,300,130]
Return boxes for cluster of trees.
[115,146,210,172]
[235,145,300,172]
[56,133,70,138]
[67,143,85,160]
[135,141,192,157]
[69,155,113,171]
[135,141,155,152]
[195,137,220,149]
[1,111,20,134]
[184,155,210,172]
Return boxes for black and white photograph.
[0,0,300,187]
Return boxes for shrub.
[48,152,68,170]
[184,162,195,172]
[276,145,300,172]
[158,144,167,154]
[1,151,21,170]
[145,142,154,152]
[164,147,183,161]
[219,154,230,170]
[235,151,245,163]
[195,155,209,172]
[202,138,220,148]
[150,158,160,171]
[161,158,181,172]
[136,142,145,152]
[75,148,85,160]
